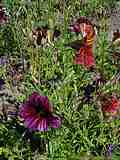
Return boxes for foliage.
[0,0,120,160]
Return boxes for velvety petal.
[74,47,95,68]
[84,47,95,68]
[26,115,40,130]
[102,97,119,114]
[25,116,36,129]
[37,118,48,131]
[74,48,85,65]
[70,17,95,35]
[48,115,61,128]
[0,78,5,89]
[19,105,36,119]
[28,92,39,105]
[69,23,81,33]
[105,107,118,114]
[77,17,93,26]
[36,94,52,113]
[112,29,120,42]
[0,7,8,24]
[82,24,93,37]
[29,92,52,113]
[19,92,60,131]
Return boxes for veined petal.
[48,115,61,128]
[25,116,37,129]
[19,92,61,131]
[37,118,48,131]
[27,115,40,130]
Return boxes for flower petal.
[37,118,48,131]
[25,116,37,129]
[48,115,61,128]
[19,92,61,131]
[19,105,36,119]
[29,92,52,113]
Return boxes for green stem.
[45,132,50,158]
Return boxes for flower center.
[34,103,49,117]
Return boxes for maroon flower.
[0,78,5,89]
[68,17,96,69]
[30,26,60,46]
[100,94,120,116]
[0,5,9,25]
[112,29,120,42]
[69,17,94,34]
[92,72,106,87]
[19,92,61,131]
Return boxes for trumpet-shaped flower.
[19,92,61,131]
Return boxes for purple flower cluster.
[105,144,114,157]
[0,56,8,66]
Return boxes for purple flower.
[0,56,8,65]
[83,84,95,102]
[106,144,113,157]
[0,78,5,89]
[19,92,61,131]
[105,144,118,157]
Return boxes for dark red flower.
[112,51,120,61]
[101,95,120,115]
[19,92,61,131]
[69,17,94,34]
[69,23,81,33]
[68,17,96,69]
[74,47,95,68]
[0,5,9,25]
[31,27,46,46]
[30,26,60,46]
[112,29,120,42]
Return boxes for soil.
[108,2,120,41]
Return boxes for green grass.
[0,0,120,159]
